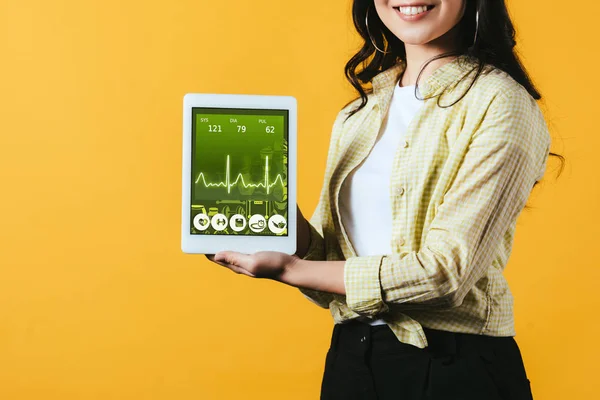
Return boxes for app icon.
[211,213,228,231]
[268,214,287,234]
[248,214,267,233]
[229,214,247,232]
[193,213,210,231]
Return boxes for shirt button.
[398,237,405,246]
[402,140,409,148]
[396,187,405,196]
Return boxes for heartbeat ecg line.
[195,154,284,195]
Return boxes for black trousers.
[320,320,533,400]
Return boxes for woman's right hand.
[204,206,311,262]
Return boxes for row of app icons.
[193,213,287,234]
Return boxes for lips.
[393,3,435,7]
[393,4,435,20]
[394,5,435,14]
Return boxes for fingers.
[227,264,256,277]
[214,251,252,267]
[214,259,256,277]
[208,251,257,278]
[213,251,231,263]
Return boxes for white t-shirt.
[339,83,424,326]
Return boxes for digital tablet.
[181,93,297,255]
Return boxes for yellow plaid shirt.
[299,54,551,349]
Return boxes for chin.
[398,33,437,45]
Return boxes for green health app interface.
[191,108,288,236]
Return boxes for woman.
[207,0,564,399]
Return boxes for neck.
[399,25,462,87]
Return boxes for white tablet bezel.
[181,93,297,255]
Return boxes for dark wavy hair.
[344,0,565,186]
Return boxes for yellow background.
[0,0,597,398]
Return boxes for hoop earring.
[365,6,390,54]
[472,9,480,47]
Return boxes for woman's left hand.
[206,251,300,282]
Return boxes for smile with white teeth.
[396,5,433,16]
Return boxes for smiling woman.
[300,0,564,398]
[206,0,565,399]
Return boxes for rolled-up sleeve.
[297,110,347,309]
[343,89,551,317]
[301,220,326,261]
[298,218,333,308]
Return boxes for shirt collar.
[372,54,478,99]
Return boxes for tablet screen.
[190,107,289,236]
